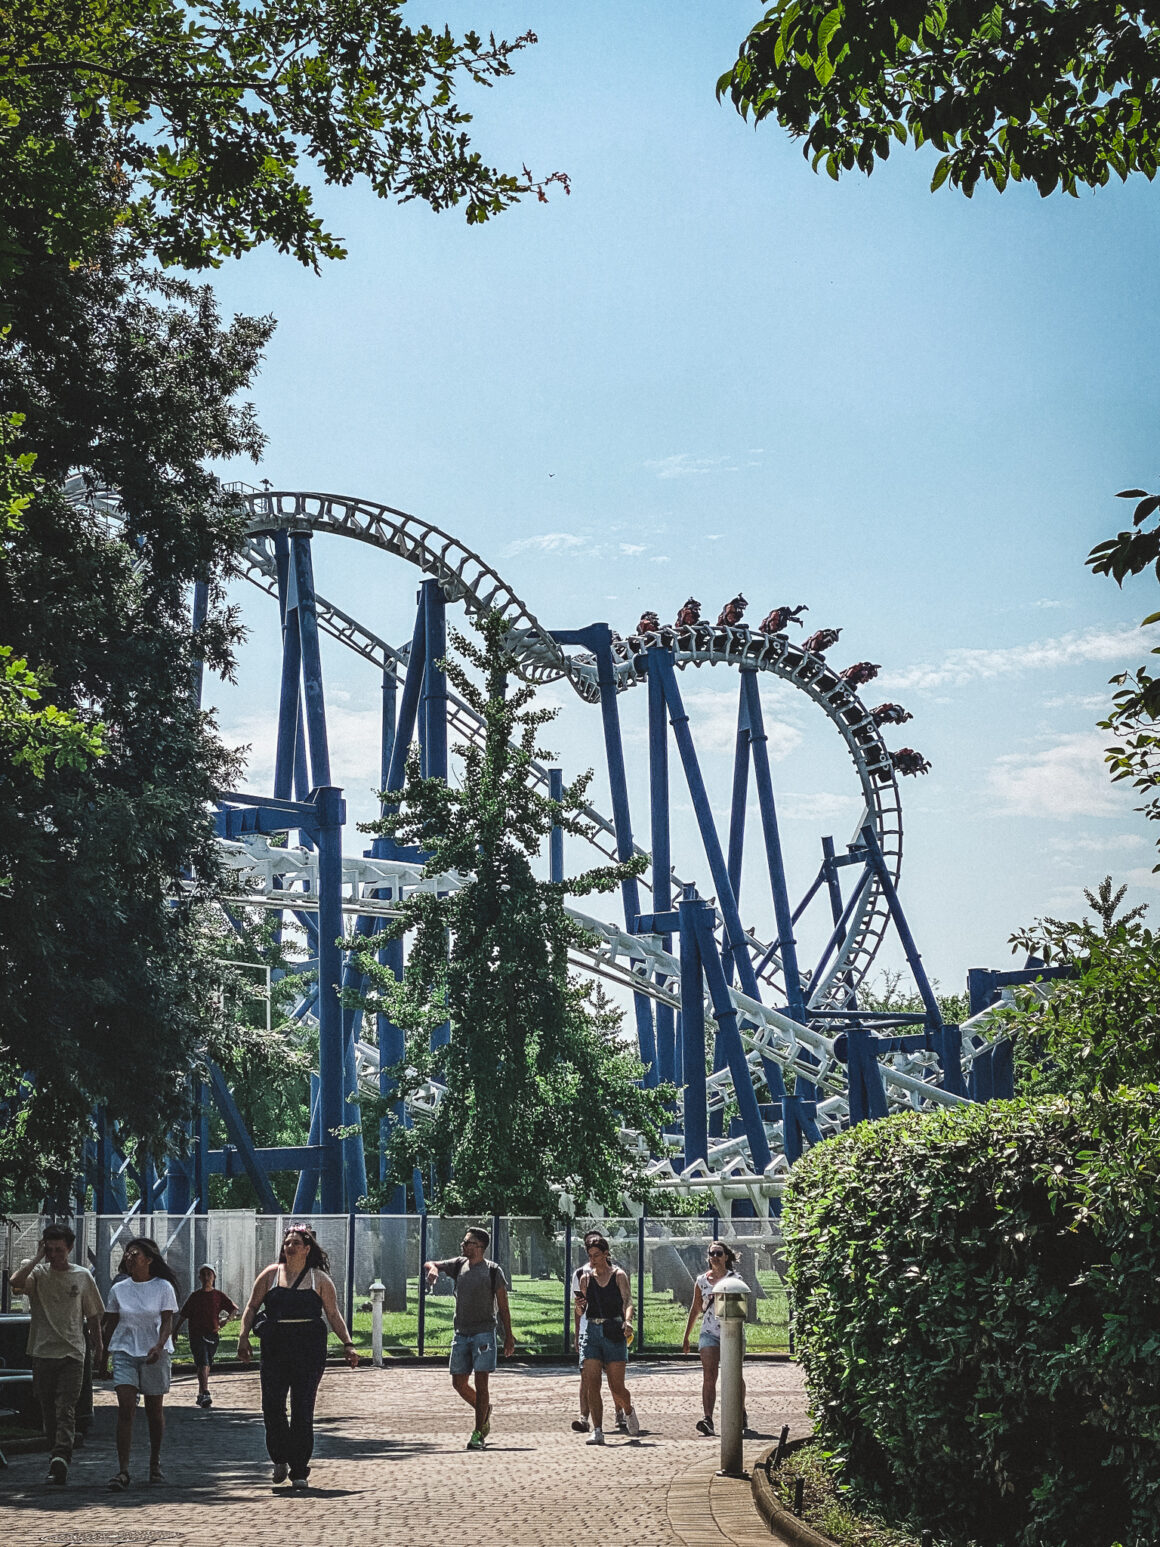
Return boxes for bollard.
[712,1271,750,1477]
[370,1278,385,1368]
[793,1476,804,1516]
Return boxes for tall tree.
[3,0,564,277]
[0,1,556,1203]
[720,0,1160,196]
[347,614,676,1220]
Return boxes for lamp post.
[712,1271,750,1476]
[370,1278,385,1367]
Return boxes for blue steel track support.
[292,535,331,787]
[549,768,564,883]
[692,908,773,1172]
[654,656,763,1002]
[678,892,709,1167]
[190,579,209,705]
[740,671,809,1030]
[293,1076,321,1214]
[314,784,347,1212]
[859,823,964,1096]
[553,626,657,1084]
[420,581,448,781]
[647,653,676,1088]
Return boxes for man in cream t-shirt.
[10,1222,104,1486]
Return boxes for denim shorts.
[449,1329,497,1375]
[698,1330,721,1351]
[582,1322,628,1366]
[111,1350,172,1395]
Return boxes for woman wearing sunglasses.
[682,1241,745,1436]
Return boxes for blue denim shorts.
[582,1321,628,1365]
[449,1329,497,1375]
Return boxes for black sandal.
[107,1470,130,1491]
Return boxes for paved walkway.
[1,1359,809,1546]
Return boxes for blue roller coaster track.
[77,485,1031,1223]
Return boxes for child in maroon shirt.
[174,1266,238,1409]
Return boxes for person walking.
[576,1233,639,1445]
[173,1264,238,1409]
[424,1226,514,1451]
[682,1241,746,1435]
[237,1223,359,1490]
[10,1222,104,1486]
[570,1231,627,1435]
[103,1237,180,1490]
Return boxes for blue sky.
[208,2,1160,993]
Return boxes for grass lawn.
[182,1272,789,1361]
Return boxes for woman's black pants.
[259,1332,327,1480]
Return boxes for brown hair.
[278,1224,331,1273]
[117,1236,180,1288]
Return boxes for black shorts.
[189,1333,220,1369]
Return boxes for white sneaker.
[291,1477,309,1491]
[625,1406,640,1437]
[587,1428,605,1446]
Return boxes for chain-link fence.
[2,1212,789,1355]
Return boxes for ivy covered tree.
[346,613,676,1220]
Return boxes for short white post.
[370,1278,385,1368]
[713,1272,750,1477]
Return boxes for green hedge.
[783,1092,1160,1547]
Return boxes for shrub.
[783,1092,1160,1547]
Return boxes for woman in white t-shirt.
[103,1237,180,1490]
[682,1241,746,1437]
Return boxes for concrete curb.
[751,1440,837,1547]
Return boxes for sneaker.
[203,1393,213,1410]
[47,1458,68,1486]
[291,1477,309,1491]
[571,1418,590,1433]
[587,1428,605,1446]
[466,1430,484,1451]
[625,1406,640,1437]
[480,1404,492,1439]
[696,1416,715,1436]
[615,1410,628,1432]
[272,1463,289,1485]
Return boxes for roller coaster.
[84,485,1021,1222]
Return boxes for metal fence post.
[418,1212,428,1357]
[346,1211,356,1330]
[637,1214,646,1353]
[563,1221,572,1356]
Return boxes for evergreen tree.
[347,612,677,1220]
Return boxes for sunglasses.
[708,1249,726,1258]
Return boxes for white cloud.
[649,555,671,564]
[618,543,646,557]
[880,626,1146,693]
[645,453,734,480]
[780,791,863,822]
[1032,598,1065,609]
[1047,832,1150,855]
[987,731,1134,819]
[505,531,590,556]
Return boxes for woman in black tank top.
[238,1225,359,1488]
[577,1234,640,1444]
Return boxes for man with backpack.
[424,1227,514,1451]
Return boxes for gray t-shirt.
[434,1257,507,1337]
